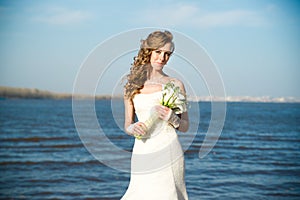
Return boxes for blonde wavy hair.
[124,30,174,99]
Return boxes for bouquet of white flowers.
[160,81,187,114]
[134,81,187,140]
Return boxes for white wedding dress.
[121,91,188,200]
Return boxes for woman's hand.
[154,105,181,128]
[154,105,172,121]
[126,122,147,137]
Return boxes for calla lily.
[159,81,187,114]
[137,81,187,140]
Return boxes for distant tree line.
[0,86,113,100]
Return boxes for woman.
[121,30,189,200]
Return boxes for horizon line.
[0,85,299,103]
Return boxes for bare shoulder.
[165,77,186,93]
[123,88,133,104]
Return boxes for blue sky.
[0,0,299,97]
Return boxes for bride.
[122,30,189,200]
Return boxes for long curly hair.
[124,30,174,99]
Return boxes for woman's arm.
[124,97,135,134]
[124,96,147,136]
[177,111,189,132]
[175,79,189,132]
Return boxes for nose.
[159,52,165,62]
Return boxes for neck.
[149,70,164,80]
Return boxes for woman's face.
[150,42,173,70]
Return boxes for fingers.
[137,122,147,133]
[154,105,171,121]
[133,122,146,136]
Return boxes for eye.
[155,50,161,54]
[165,52,172,57]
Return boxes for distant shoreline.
[0,86,299,103]
[0,86,113,100]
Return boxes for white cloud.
[142,4,198,26]
[195,10,265,28]
[33,7,92,25]
[137,3,267,28]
